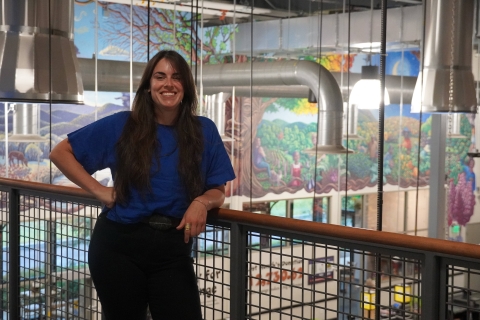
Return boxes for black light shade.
[308,89,317,103]
[361,65,379,80]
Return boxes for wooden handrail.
[0,177,94,199]
[1,177,479,261]
[209,208,480,261]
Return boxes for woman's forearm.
[193,185,226,211]
[49,139,103,196]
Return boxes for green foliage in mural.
[268,98,320,117]
[445,116,473,184]
[258,121,313,155]
[347,153,372,179]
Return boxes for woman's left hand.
[177,199,208,243]
[177,186,225,243]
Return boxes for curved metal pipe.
[198,60,349,153]
[203,75,416,104]
[78,58,416,104]
[202,85,309,98]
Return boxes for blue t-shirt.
[67,111,235,223]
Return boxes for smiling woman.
[49,50,235,319]
[149,58,185,123]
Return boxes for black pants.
[88,213,202,320]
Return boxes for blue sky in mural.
[74,3,132,107]
[351,51,420,76]
[74,3,97,58]
[371,51,420,76]
[74,3,129,60]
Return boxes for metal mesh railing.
[241,234,422,319]
[195,224,232,320]
[8,193,101,320]
[445,264,480,320]
[0,179,479,319]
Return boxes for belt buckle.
[147,215,173,231]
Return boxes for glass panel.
[270,200,287,217]
[406,189,429,235]
[364,193,378,230]
[314,197,329,223]
[245,201,288,248]
[382,191,406,233]
[292,198,313,221]
[341,195,362,227]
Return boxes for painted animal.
[8,151,28,167]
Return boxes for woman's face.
[149,58,185,117]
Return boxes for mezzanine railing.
[0,177,479,320]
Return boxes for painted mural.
[0,2,475,226]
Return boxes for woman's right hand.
[94,186,116,208]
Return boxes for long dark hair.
[114,50,204,205]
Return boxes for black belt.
[140,214,181,231]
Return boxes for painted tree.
[79,2,234,64]
[225,96,277,198]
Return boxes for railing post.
[8,188,20,319]
[229,222,247,318]
[422,253,445,319]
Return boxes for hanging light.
[349,65,390,110]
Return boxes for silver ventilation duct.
[201,74,417,104]
[78,58,416,104]
[199,61,351,154]
[0,0,83,103]
[411,0,476,113]
[203,93,230,138]
[9,104,46,142]
[343,103,360,140]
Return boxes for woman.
[50,50,235,319]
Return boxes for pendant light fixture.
[349,2,390,111]
[349,65,390,110]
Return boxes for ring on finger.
[185,223,191,231]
